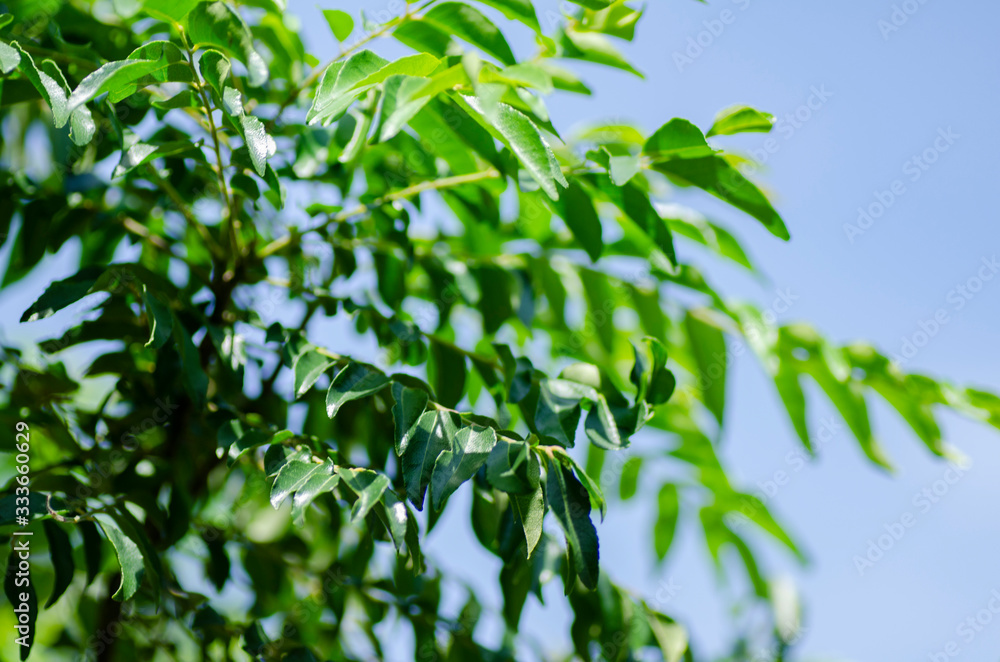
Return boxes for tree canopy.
[0,0,998,660]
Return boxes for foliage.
[0,0,997,660]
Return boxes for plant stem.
[257,168,501,259]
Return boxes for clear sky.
[2,0,998,660]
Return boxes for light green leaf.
[326,362,391,418]
[323,9,354,41]
[560,25,641,77]
[654,483,679,561]
[395,2,516,66]
[512,483,545,558]
[645,608,688,662]
[707,105,775,137]
[141,0,199,22]
[609,154,640,186]
[619,456,642,501]
[653,155,790,240]
[643,118,715,160]
[685,309,727,424]
[474,0,541,32]
[240,113,274,177]
[0,41,21,74]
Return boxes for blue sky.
[2,0,998,659]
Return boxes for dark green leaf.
[326,362,391,418]
[95,514,145,601]
[430,424,497,509]
[42,520,74,607]
[337,467,391,522]
[545,456,599,590]
[395,3,516,66]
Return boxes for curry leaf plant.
[0,1,996,661]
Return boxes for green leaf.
[95,514,145,601]
[141,0,199,22]
[545,456,600,590]
[80,521,103,586]
[643,118,715,160]
[377,75,435,142]
[172,314,208,407]
[270,459,329,508]
[198,49,230,100]
[293,348,333,398]
[534,380,583,448]
[402,410,458,510]
[391,382,430,455]
[461,96,567,199]
[607,181,677,266]
[654,483,679,561]
[609,154,640,186]
[512,484,545,558]
[109,41,193,102]
[555,180,603,261]
[21,265,106,322]
[475,0,541,31]
[707,105,775,137]
[113,137,201,178]
[579,268,615,351]
[5,547,36,659]
[185,1,268,87]
[631,337,675,406]
[486,437,539,493]
[326,362,391,418]
[67,45,187,117]
[581,1,643,41]
[430,424,497,510]
[653,155,790,240]
[307,51,439,126]
[559,25,641,77]
[619,456,642,501]
[684,309,727,424]
[10,44,70,127]
[550,446,606,520]
[336,467,391,523]
[429,340,467,409]
[42,520,74,607]
[323,9,354,41]
[645,608,688,662]
[0,41,21,74]
[395,2,516,66]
